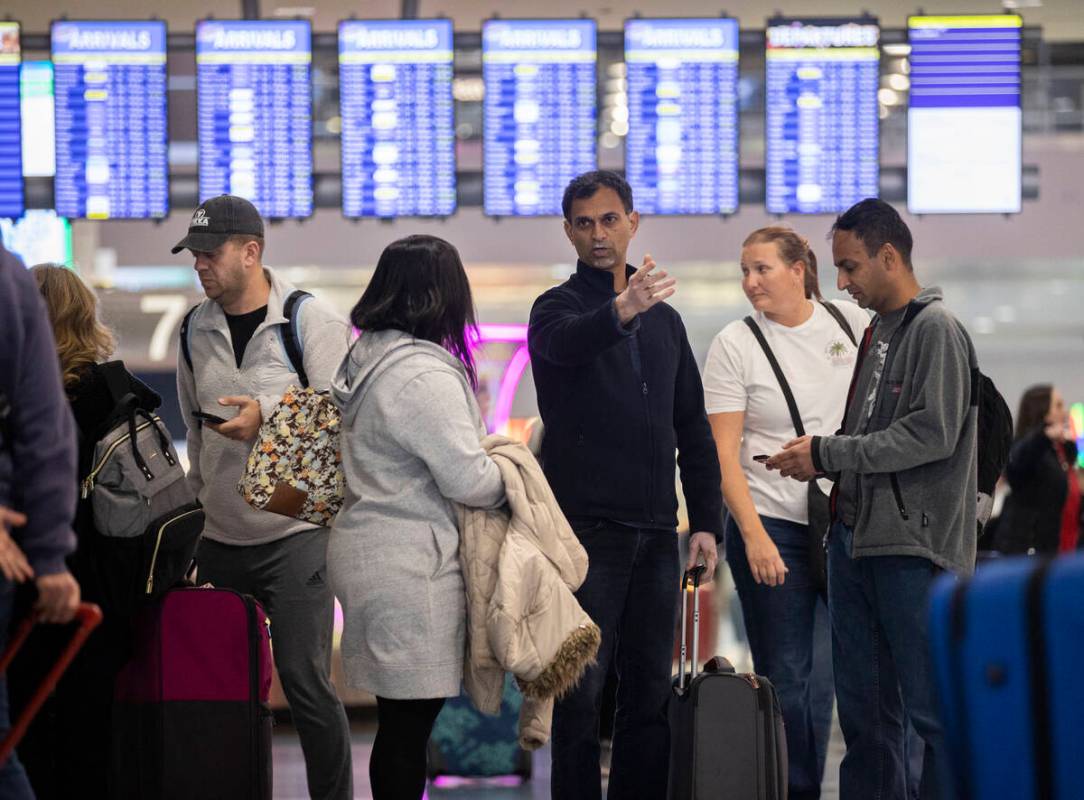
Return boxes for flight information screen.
[483,19,597,216]
[624,18,740,215]
[52,20,169,220]
[0,22,24,219]
[765,18,880,214]
[21,61,55,178]
[196,20,313,218]
[339,20,456,218]
[908,15,1022,214]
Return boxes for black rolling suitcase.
[667,565,788,800]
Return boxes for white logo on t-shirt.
[191,208,210,227]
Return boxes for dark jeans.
[827,521,945,800]
[0,581,33,799]
[725,514,834,800]
[371,696,445,800]
[551,522,680,800]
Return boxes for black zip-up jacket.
[528,261,724,539]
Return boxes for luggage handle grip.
[0,603,104,768]
[677,565,707,691]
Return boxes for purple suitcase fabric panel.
[115,589,272,702]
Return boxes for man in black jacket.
[530,171,723,799]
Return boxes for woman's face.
[740,241,805,315]
[1046,388,1068,426]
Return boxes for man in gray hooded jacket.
[768,199,977,800]
[173,196,353,800]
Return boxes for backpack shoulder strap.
[819,301,858,346]
[179,303,201,373]
[743,316,805,438]
[280,290,313,389]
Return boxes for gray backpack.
[81,363,204,609]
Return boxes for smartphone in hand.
[192,410,229,425]
[752,454,770,463]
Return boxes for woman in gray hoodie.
[329,235,505,799]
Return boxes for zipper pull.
[642,382,648,395]
[80,477,92,500]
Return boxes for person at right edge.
[768,198,978,800]
[994,384,1079,555]
[529,170,724,800]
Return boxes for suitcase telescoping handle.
[0,603,103,768]
[677,565,707,692]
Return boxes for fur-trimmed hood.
[457,435,600,749]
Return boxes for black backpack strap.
[179,304,200,373]
[743,317,805,438]
[280,290,313,389]
[819,301,858,346]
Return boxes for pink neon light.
[491,345,531,433]
[478,323,529,343]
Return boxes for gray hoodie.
[812,287,979,575]
[328,329,504,699]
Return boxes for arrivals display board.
[52,20,169,219]
[196,20,313,218]
[0,22,24,219]
[624,18,740,215]
[765,18,880,214]
[339,19,456,218]
[482,19,597,216]
[908,15,1022,214]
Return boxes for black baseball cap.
[171,195,265,255]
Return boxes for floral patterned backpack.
[237,385,344,527]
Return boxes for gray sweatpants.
[198,529,353,800]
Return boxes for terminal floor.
[272,721,846,799]
[272,596,848,799]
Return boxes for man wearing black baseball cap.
[174,195,354,800]
[171,194,265,255]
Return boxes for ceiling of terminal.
[10,0,1083,41]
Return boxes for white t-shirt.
[703,299,871,525]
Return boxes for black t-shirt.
[225,305,268,368]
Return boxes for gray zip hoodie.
[811,287,979,575]
[327,329,504,698]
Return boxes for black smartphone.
[192,410,229,425]
[752,454,770,463]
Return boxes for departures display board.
[765,18,880,214]
[339,19,456,218]
[52,21,169,220]
[624,18,740,215]
[908,15,1022,214]
[196,20,313,218]
[0,23,25,219]
[482,19,597,216]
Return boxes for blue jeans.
[0,581,34,799]
[725,515,834,800]
[551,522,679,800]
[827,521,945,800]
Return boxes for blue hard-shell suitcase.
[928,554,1084,800]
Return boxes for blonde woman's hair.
[30,264,115,388]
[742,226,822,300]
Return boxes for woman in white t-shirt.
[703,226,868,800]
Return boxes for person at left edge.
[529,170,724,800]
[172,195,353,800]
[0,243,81,800]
